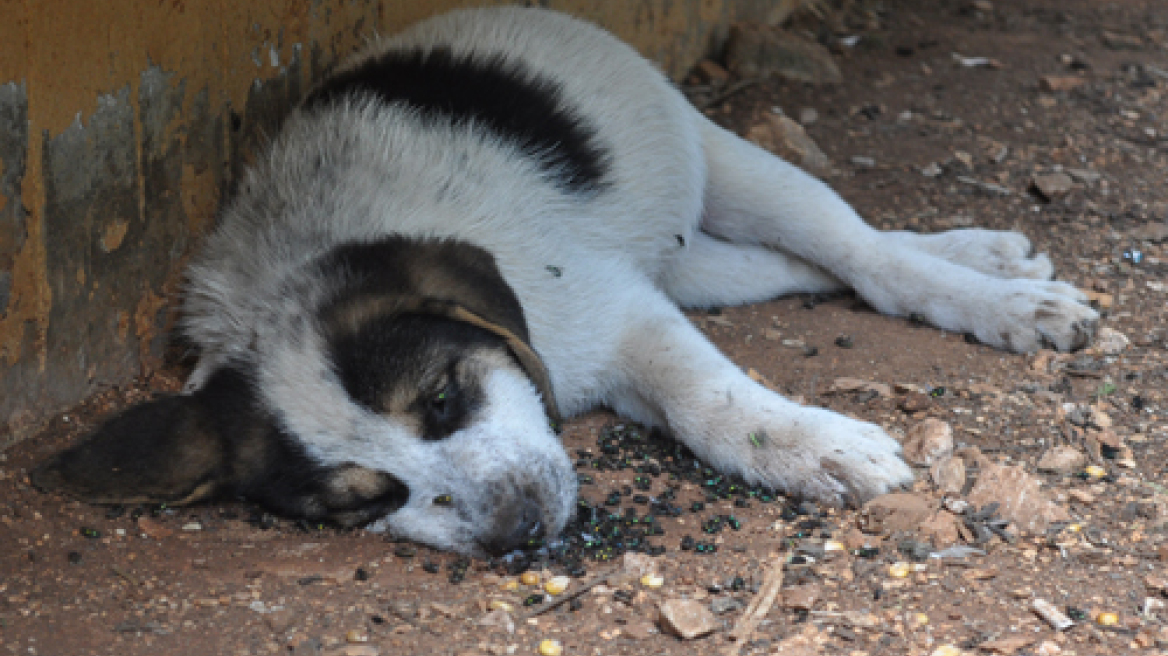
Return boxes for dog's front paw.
[730,407,914,508]
[970,279,1099,352]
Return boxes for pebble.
[1031,171,1075,200]
[658,599,718,639]
[710,597,744,615]
[967,463,1071,534]
[902,418,955,466]
[1093,327,1129,355]
[1037,446,1087,474]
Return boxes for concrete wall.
[0,0,775,443]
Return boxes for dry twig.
[519,564,622,620]
[723,553,786,655]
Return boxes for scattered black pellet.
[67,551,82,565]
[354,568,370,581]
[422,561,440,574]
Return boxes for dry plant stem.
[519,564,622,620]
[723,553,786,655]
[696,79,759,111]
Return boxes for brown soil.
[5,1,1168,654]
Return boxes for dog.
[32,7,1099,556]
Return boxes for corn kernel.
[1084,465,1107,479]
[538,639,563,656]
[1066,523,1083,533]
[1096,611,1119,626]
[501,579,520,591]
[544,576,571,596]
[640,573,664,588]
[345,630,368,643]
[888,562,912,578]
[520,572,541,586]
[930,646,962,656]
[912,612,929,626]
[488,599,514,613]
[824,540,845,552]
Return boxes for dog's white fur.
[178,8,1097,553]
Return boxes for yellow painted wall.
[0,0,773,443]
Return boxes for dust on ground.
[5,0,1168,654]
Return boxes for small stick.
[519,564,621,620]
[695,79,759,110]
[723,553,785,655]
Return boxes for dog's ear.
[31,372,243,506]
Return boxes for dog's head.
[32,237,576,556]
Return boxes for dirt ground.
[5,0,1168,654]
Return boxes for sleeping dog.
[33,7,1098,556]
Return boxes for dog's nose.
[481,498,545,556]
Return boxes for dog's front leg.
[608,291,913,507]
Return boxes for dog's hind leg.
[694,116,1098,353]
[659,230,843,309]
[604,285,912,506]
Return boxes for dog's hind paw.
[727,406,915,508]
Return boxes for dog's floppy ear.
[401,297,562,426]
[31,370,245,506]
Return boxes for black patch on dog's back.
[303,46,609,193]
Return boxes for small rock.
[136,516,174,540]
[1102,31,1144,50]
[921,162,943,178]
[710,597,745,615]
[903,419,955,466]
[746,112,834,177]
[899,392,934,413]
[1065,168,1101,184]
[781,584,821,611]
[1131,222,1168,242]
[967,464,1071,534]
[827,377,892,398]
[725,23,843,84]
[919,511,962,548]
[1093,327,1129,355]
[850,156,876,169]
[1030,171,1074,200]
[336,647,379,656]
[622,552,658,577]
[623,621,657,640]
[797,107,818,125]
[1039,76,1085,92]
[862,493,936,533]
[658,598,718,640]
[929,456,966,496]
[1037,446,1087,474]
[979,635,1035,654]
[478,609,515,634]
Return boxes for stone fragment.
[710,596,744,615]
[658,599,718,640]
[1037,446,1087,474]
[826,377,892,398]
[136,516,174,540]
[1131,222,1168,242]
[930,456,966,495]
[979,635,1035,654]
[967,464,1070,534]
[781,584,821,611]
[622,552,658,577]
[478,609,515,634]
[1039,76,1085,92]
[726,23,842,84]
[861,493,936,533]
[1102,31,1144,50]
[1093,327,1129,355]
[746,112,834,177]
[1030,171,1074,200]
[903,419,954,466]
[919,510,961,548]
[899,391,933,413]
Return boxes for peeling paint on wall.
[0,0,776,444]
